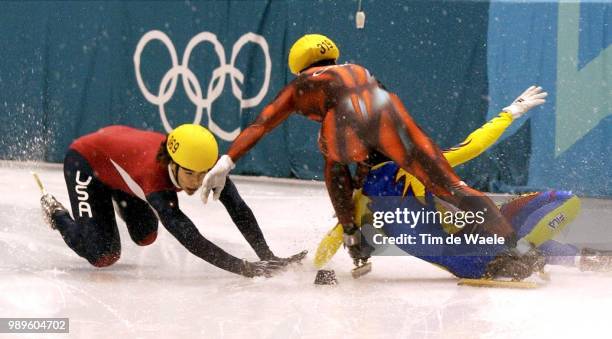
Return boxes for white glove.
[502,85,548,119]
[201,155,235,204]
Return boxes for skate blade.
[314,224,343,268]
[31,171,47,195]
[458,278,539,289]
[351,262,372,279]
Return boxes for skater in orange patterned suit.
[202,34,545,268]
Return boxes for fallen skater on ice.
[38,124,306,277]
[314,87,611,283]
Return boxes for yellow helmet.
[288,34,339,75]
[166,124,218,172]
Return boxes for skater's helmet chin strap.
[168,163,181,189]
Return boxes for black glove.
[239,260,286,278]
[260,250,308,265]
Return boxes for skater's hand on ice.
[261,250,308,265]
[502,85,548,119]
[201,155,234,204]
[240,260,286,278]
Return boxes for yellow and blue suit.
[315,112,582,278]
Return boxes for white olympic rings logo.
[134,30,271,141]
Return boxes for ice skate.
[40,193,67,230]
[351,258,372,279]
[33,172,67,230]
[459,248,547,288]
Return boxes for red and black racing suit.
[52,126,275,272]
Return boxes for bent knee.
[90,252,121,267]
[135,231,157,246]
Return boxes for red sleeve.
[227,84,296,161]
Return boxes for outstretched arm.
[218,178,274,260]
[218,178,308,263]
[444,85,547,167]
[228,84,296,161]
[202,84,296,203]
[147,191,281,277]
[442,112,513,167]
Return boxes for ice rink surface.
[1,161,612,339]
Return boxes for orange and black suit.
[227,63,515,242]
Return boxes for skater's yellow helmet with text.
[288,34,339,74]
[166,124,218,172]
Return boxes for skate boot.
[40,194,67,230]
[343,224,374,279]
[484,247,546,281]
[579,248,612,272]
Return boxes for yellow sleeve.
[443,112,513,167]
